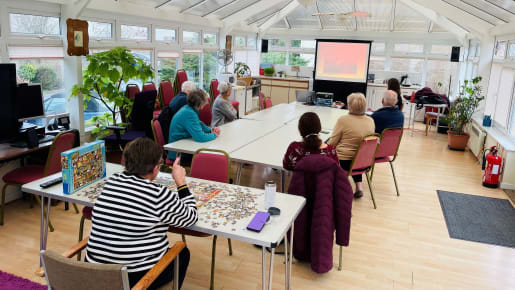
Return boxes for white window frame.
[201,30,218,47]
[8,9,62,39]
[85,18,115,41]
[118,22,151,42]
[494,40,507,60]
[234,35,246,49]
[153,25,178,44]
[181,28,202,47]
[392,42,424,56]
[371,41,386,56]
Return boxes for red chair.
[264,97,273,109]
[209,79,220,105]
[371,127,403,196]
[346,134,381,209]
[0,130,79,227]
[169,148,233,290]
[151,119,174,166]
[259,93,265,110]
[142,82,156,92]
[125,84,140,99]
[173,69,188,96]
[159,81,175,107]
[199,102,212,127]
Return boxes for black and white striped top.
[85,172,198,272]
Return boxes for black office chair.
[104,90,156,148]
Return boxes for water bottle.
[264,180,276,210]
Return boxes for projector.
[315,92,334,107]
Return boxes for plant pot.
[237,76,252,86]
[447,131,470,150]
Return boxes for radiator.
[468,122,486,161]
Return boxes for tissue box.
[61,140,106,194]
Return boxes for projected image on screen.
[315,41,370,83]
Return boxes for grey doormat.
[437,190,515,248]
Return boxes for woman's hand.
[171,158,186,187]
[211,127,221,136]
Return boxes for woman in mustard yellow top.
[328,93,375,198]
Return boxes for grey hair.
[187,88,208,110]
[181,81,196,92]
[218,82,232,95]
[383,90,398,107]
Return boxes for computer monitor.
[0,63,20,142]
[16,84,45,121]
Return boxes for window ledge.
[473,117,515,151]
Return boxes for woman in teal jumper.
[168,89,220,160]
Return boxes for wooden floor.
[1,126,515,290]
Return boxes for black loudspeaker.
[25,128,38,149]
[261,39,268,53]
[451,46,460,62]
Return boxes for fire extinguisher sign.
[492,165,500,175]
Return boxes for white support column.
[61,2,87,139]
[476,36,495,116]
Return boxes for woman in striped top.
[85,138,198,289]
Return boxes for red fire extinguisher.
[482,146,502,188]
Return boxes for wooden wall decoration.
[225,35,232,52]
[66,18,89,56]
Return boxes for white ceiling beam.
[155,0,176,9]
[490,21,515,36]
[403,0,492,38]
[204,0,239,17]
[224,0,294,27]
[86,0,223,27]
[315,1,323,30]
[284,17,291,29]
[259,1,300,32]
[62,0,91,18]
[390,0,396,32]
[180,0,207,14]
[428,21,434,33]
[398,0,470,43]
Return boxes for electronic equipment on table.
[40,176,63,188]
[315,92,334,107]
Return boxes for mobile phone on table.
[247,211,270,232]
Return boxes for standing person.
[328,93,375,198]
[371,90,405,134]
[283,112,338,170]
[387,78,404,111]
[85,138,198,289]
[168,89,220,161]
[211,82,237,127]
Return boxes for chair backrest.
[264,97,272,109]
[199,102,212,126]
[349,134,380,174]
[209,79,220,104]
[44,130,79,177]
[131,90,157,131]
[191,149,231,183]
[259,93,265,110]
[125,84,140,99]
[173,69,188,96]
[376,127,403,161]
[151,118,166,147]
[41,250,129,290]
[159,81,174,107]
[142,82,156,92]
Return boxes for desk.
[21,163,305,290]
[0,141,52,163]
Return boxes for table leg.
[43,197,51,250]
[262,247,266,290]
[268,248,275,290]
[174,254,179,290]
[435,107,442,139]
[236,163,243,185]
[284,235,289,290]
[410,103,414,137]
[39,196,44,266]
[288,223,294,287]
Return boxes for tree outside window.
[158,58,177,83]
[288,53,314,67]
[260,52,286,65]
[183,53,201,87]
[9,13,60,35]
[203,51,218,91]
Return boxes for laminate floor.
[1,126,514,289]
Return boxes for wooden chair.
[41,237,185,290]
[1,130,80,228]
[371,127,403,196]
[167,148,233,290]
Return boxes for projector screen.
[314,41,371,83]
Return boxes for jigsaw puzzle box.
[61,140,106,194]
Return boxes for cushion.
[2,165,45,184]
[375,157,391,163]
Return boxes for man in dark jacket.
[371,90,404,134]
[158,81,196,142]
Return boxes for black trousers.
[339,160,363,183]
[128,247,190,290]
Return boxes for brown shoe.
[353,191,363,198]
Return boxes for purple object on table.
[247,211,270,232]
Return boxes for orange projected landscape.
[315,42,370,83]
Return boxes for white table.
[405,102,447,137]
[21,163,305,290]
[163,118,283,155]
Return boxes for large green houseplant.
[444,76,485,150]
[71,47,154,138]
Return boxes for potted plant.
[234,62,252,86]
[264,67,275,77]
[71,47,154,139]
[443,76,484,150]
